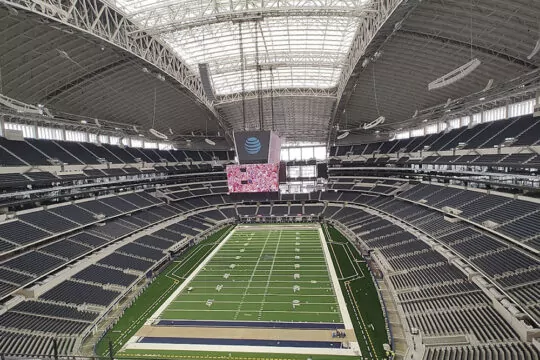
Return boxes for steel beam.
[1,0,220,121]
[328,0,422,144]
[215,87,337,105]
[114,0,376,33]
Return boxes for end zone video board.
[226,163,279,193]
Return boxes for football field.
[122,224,360,358]
[159,227,342,323]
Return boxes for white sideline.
[146,228,236,323]
[318,226,354,329]
[318,226,361,356]
[125,342,358,356]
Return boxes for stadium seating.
[316,186,540,338]
[73,265,138,287]
[330,114,540,157]
[0,132,538,360]
[422,343,540,360]
[0,181,241,355]
[0,136,234,168]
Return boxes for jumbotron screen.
[226,163,279,193]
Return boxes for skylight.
[109,0,373,96]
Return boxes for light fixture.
[337,131,350,140]
[482,79,494,92]
[362,116,385,129]
[149,128,168,140]
[57,49,70,59]
[527,39,540,60]
[203,117,215,145]
[7,6,18,15]
[428,58,481,90]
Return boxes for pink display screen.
[226,163,279,193]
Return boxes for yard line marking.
[258,229,282,320]
[233,230,273,320]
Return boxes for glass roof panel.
[110,0,373,95]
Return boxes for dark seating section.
[26,139,83,165]
[328,177,404,195]
[331,114,539,157]
[0,136,232,167]
[0,312,89,335]
[0,189,243,355]
[397,183,540,248]
[134,235,175,250]
[11,300,99,322]
[422,343,540,360]
[24,171,58,182]
[1,251,65,276]
[49,205,99,225]
[0,137,50,165]
[73,265,138,287]
[116,243,165,262]
[98,253,154,272]
[77,200,122,217]
[18,211,80,233]
[219,207,238,219]
[88,221,134,240]
[200,209,226,221]
[328,201,524,344]
[0,331,76,355]
[0,146,26,166]
[0,191,170,297]
[99,196,139,212]
[68,232,109,248]
[0,282,17,299]
[471,249,538,277]
[0,220,51,247]
[0,267,33,286]
[39,239,93,260]
[41,280,121,307]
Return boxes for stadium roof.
[0,0,539,144]
[111,0,364,95]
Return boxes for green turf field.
[119,348,360,360]
[325,225,389,360]
[159,227,342,323]
[98,224,389,360]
